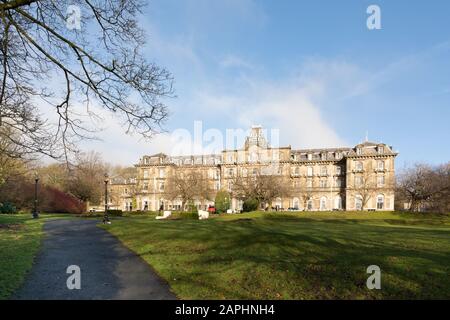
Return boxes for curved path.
[14,219,176,300]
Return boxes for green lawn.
[0,214,71,299]
[102,211,450,299]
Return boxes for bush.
[107,209,123,216]
[215,190,231,213]
[0,202,17,214]
[41,187,85,214]
[170,210,198,219]
[242,198,259,212]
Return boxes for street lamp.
[32,173,39,219]
[103,173,111,224]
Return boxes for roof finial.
[365,130,369,142]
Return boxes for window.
[336,166,341,175]
[143,183,148,191]
[321,153,326,161]
[159,182,164,191]
[321,166,327,175]
[355,176,363,187]
[307,153,313,161]
[335,178,342,187]
[355,195,363,210]
[293,198,300,210]
[249,152,258,162]
[143,170,149,179]
[215,182,220,190]
[228,168,234,177]
[377,175,385,187]
[377,161,384,170]
[307,166,313,177]
[124,188,128,194]
[252,168,258,176]
[307,199,313,211]
[320,197,327,211]
[228,155,233,163]
[334,196,342,210]
[356,147,362,155]
[355,161,363,171]
[378,146,384,154]
[320,179,327,188]
[307,179,313,188]
[293,167,300,176]
[228,181,233,191]
[159,168,165,178]
[376,195,384,210]
[335,152,342,160]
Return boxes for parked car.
[207,205,216,214]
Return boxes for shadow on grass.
[106,216,450,299]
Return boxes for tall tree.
[0,1,173,161]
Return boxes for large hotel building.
[110,126,397,212]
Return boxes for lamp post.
[32,173,39,219]
[103,173,110,224]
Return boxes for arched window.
[355,195,363,211]
[334,196,342,210]
[275,198,282,210]
[293,197,300,210]
[307,199,313,211]
[377,194,384,210]
[320,197,327,211]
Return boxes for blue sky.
[83,0,450,167]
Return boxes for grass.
[0,213,72,299]
[102,211,450,299]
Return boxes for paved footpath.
[14,219,176,300]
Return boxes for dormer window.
[307,153,313,161]
[356,147,362,155]
[378,146,384,154]
[335,152,341,160]
[321,153,326,161]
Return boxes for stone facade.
[110,126,397,212]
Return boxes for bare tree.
[231,173,291,209]
[65,151,108,204]
[397,163,450,212]
[0,1,173,161]
[164,169,212,211]
[353,170,376,210]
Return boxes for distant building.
[110,126,397,211]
